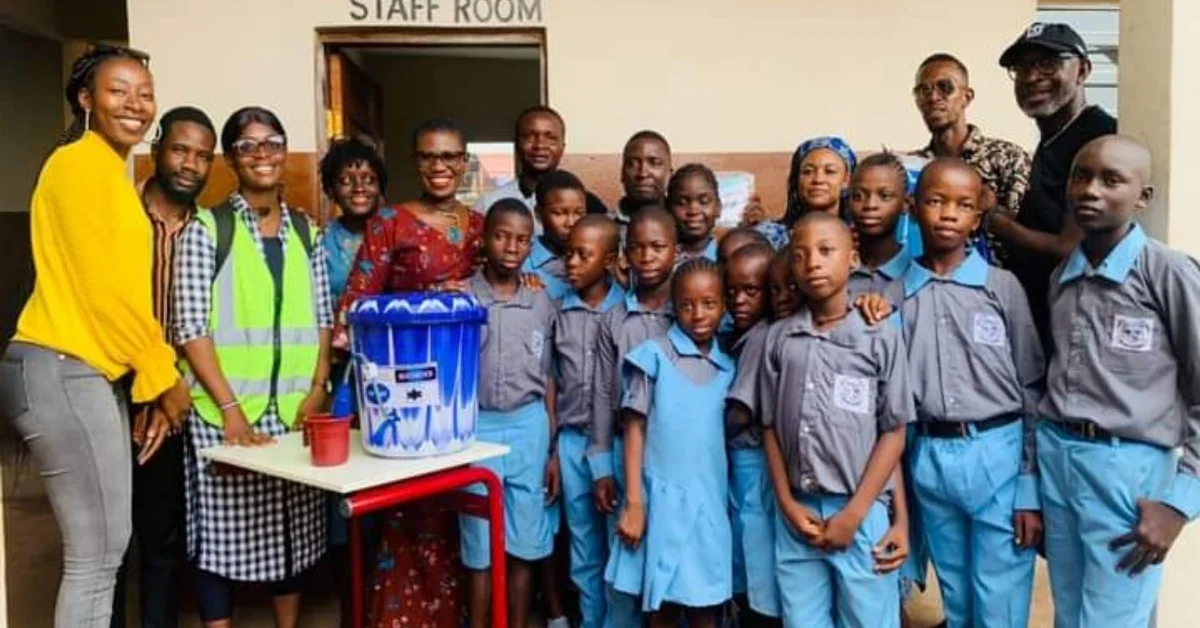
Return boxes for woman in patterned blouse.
[335,118,483,628]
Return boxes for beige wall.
[126,0,1038,156]
[0,26,65,213]
[365,53,539,200]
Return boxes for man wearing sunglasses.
[911,53,1032,268]
[990,22,1117,348]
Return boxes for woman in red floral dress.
[335,119,484,627]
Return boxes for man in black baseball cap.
[986,22,1116,348]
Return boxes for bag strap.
[211,201,236,275]
[288,209,314,258]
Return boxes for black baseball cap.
[999,22,1088,67]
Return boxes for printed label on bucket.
[362,362,442,409]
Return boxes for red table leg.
[349,514,365,628]
[342,466,507,628]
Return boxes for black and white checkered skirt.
[184,408,327,582]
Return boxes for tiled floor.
[4,467,1054,627]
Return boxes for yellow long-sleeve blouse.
[13,131,178,403]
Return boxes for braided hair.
[58,44,150,147]
[853,150,910,191]
[672,257,723,303]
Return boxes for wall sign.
[348,0,543,23]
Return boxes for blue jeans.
[0,342,133,628]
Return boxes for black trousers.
[111,433,185,628]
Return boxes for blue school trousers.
[461,400,554,569]
[909,420,1036,628]
[559,428,609,628]
[1037,422,1177,628]
[775,495,898,628]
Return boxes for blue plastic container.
[346,292,487,458]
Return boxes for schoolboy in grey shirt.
[759,212,912,628]
[1037,135,1200,628]
[900,158,1044,628]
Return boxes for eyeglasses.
[1005,53,1078,81]
[231,135,287,156]
[912,79,960,102]
[415,151,467,168]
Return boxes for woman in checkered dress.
[173,107,332,626]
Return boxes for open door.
[326,48,385,153]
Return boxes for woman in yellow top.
[0,45,191,628]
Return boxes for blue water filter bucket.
[346,292,487,458]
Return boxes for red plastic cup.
[303,413,350,467]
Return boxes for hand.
[981,185,998,214]
[851,293,894,325]
[987,210,1013,237]
[222,406,273,447]
[157,378,192,429]
[1110,499,1188,576]
[432,279,469,292]
[614,254,631,289]
[819,508,864,552]
[295,386,329,428]
[740,194,768,226]
[332,329,350,351]
[1014,510,1043,549]
[544,454,561,505]
[781,499,825,544]
[136,406,173,466]
[521,273,545,291]
[594,476,618,515]
[873,523,909,573]
[616,499,646,548]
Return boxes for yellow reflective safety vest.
[183,206,320,427]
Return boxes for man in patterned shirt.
[911,53,1032,267]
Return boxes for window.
[1037,5,1119,115]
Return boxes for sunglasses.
[1005,53,1078,81]
[912,79,960,101]
[232,135,287,157]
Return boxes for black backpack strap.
[211,201,237,275]
[288,209,314,258]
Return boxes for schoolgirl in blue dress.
[615,258,735,628]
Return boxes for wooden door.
[326,48,385,155]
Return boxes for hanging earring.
[83,109,91,133]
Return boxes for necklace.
[813,308,851,328]
[424,200,464,245]
[1041,105,1088,148]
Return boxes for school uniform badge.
[833,374,871,414]
[972,313,1007,347]
[1111,315,1154,352]
[530,329,545,358]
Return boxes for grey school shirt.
[587,291,674,478]
[848,245,912,307]
[553,280,626,431]
[1040,224,1200,520]
[901,251,1045,504]
[758,308,914,496]
[724,320,771,449]
[469,272,556,413]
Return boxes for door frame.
[314,27,548,218]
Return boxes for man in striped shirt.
[112,106,216,628]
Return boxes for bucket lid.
[347,292,488,326]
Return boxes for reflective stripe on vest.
[182,210,321,427]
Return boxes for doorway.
[319,28,546,216]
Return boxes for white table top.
[199,430,509,494]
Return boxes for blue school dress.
[619,326,735,611]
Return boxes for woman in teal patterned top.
[319,137,387,304]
